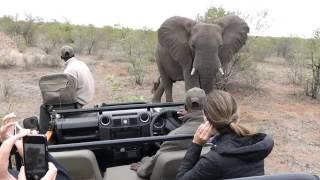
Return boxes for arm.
[136,152,160,178]
[177,121,220,180]
[176,143,221,180]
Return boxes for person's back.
[64,57,95,105]
[202,132,273,179]
[132,87,206,178]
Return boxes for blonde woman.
[177,90,274,180]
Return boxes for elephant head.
[158,15,249,93]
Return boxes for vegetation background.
[0,7,319,175]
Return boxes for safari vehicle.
[38,102,316,180]
[35,74,318,180]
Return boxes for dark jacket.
[137,111,203,178]
[177,132,274,180]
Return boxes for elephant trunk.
[195,53,223,94]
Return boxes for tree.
[196,6,233,23]
[306,29,320,99]
[20,14,40,46]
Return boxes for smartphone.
[23,135,49,180]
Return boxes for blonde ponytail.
[203,90,254,137]
[229,122,253,136]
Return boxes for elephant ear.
[214,15,249,65]
[158,16,196,67]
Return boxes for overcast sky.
[1,0,319,38]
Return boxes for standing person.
[130,87,206,178]
[39,45,95,133]
[176,90,274,180]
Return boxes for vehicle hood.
[212,133,274,162]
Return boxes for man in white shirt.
[61,45,95,106]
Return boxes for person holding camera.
[176,90,274,180]
[0,113,71,180]
[130,87,206,178]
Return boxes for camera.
[23,135,48,180]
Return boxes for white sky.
[0,0,320,37]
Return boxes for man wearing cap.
[61,45,95,106]
[39,46,95,133]
[130,87,206,178]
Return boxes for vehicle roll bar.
[52,102,184,115]
[48,134,193,151]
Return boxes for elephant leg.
[183,69,200,91]
[152,80,165,102]
[164,82,173,102]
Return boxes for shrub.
[0,53,17,68]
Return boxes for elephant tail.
[151,77,161,94]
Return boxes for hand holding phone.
[23,135,49,180]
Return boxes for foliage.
[196,6,233,23]
[120,27,156,85]
[305,29,320,99]
[0,54,17,68]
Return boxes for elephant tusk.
[190,68,196,76]
[219,68,224,75]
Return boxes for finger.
[2,113,16,124]
[18,166,27,180]
[41,162,57,180]
[1,122,16,130]
[0,122,16,139]
[31,130,39,135]
[0,130,30,161]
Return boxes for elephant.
[151,15,249,102]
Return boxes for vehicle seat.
[150,146,211,180]
[227,173,319,180]
[105,165,147,180]
[51,150,103,180]
[39,73,80,133]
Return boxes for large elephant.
[151,15,249,102]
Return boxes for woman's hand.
[0,130,30,180]
[0,113,17,142]
[18,162,57,180]
[192,121,215,145]
[0,122,16,142]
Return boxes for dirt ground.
[0,51,319,176]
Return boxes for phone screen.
[23,135,48,180]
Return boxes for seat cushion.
[105,165,148,180]
[51,150,103,180]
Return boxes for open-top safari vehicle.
[30,74,318,180]
[39,101,316,180]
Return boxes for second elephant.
[152,15,249,102]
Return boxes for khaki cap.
[185,87,206,110]
[60,45,74,58]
